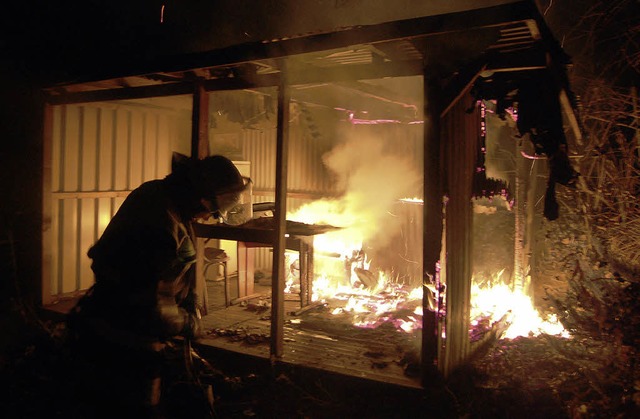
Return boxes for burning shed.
[39,0,580,389]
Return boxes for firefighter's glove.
[182,309,203,340]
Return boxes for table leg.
[237,241,255,298]
[298,240,314,307]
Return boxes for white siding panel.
[98,107,115,191]
[129,110,144,189]
[50,198,61,294]
[60,199,78,293]
[81,106,98,191]
[243,129,276,191]
[157,116,171,177]
[47,99,192,298]
[79,199,96,290]
[63,106,80,192]
[51,106,63,192]
[114,197,126,217]
[143,112,158,181]
[97,197,112,238]
[114,108,129,190]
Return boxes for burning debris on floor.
[2,206,639,418]
[3,139,639,418]
[454,190,640,418]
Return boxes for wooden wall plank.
[79,199,96,289]
[60,199,78,293]
[57,106,81,294]
[157,117,171,177]
[81,106,98,191]
[50,199,60,295]
[98,107,115,191]
[114,108,129,190]
[97,197,112,238]
[45,100,198,298]
[129,110,144,189]
[143,112,158,181]
[50,106,64,295]
[114,196,126,217]
[51,106,63,192]
[63,106,80,192]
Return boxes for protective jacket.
[69,176,202,350]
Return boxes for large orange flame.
[471,270,570,339]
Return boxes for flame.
[471,271,569,339]
[284,132,423,333]
[285,248,423,333]
[286,203,567,340]
[276,125,566,343]
[286,195,566,339]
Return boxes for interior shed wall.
[43,92,425,296]
[244,125,425,276]
[44,99,191,300]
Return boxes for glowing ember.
[284,132,424,333]
[399,197,424,204]
[471,272,570,339]
[285,250,423,334]
[311,262,423,333]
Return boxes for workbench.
[192,217,339,309]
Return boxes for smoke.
[290,128,421,251]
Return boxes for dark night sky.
[2,1,169,85]
[4,0,635,87]
[536,0,639,85]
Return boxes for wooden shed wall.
[43,99,191,301]
[441,90,481,376]
[43,94,425,297]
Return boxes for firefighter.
[66,152,249,416]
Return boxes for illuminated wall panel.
[46,98,191,297]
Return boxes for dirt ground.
[461,188,640,419]
[1,187,639,418]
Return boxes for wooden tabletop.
[192,217,341,245]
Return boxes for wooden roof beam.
[45,59,424,105]
[51,1,539,87]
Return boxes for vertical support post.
[191,81,210,159]
[524,154,541,297]
[441,89,479,377]
[191,82,210,313]
[41,103,54,306]
[271,71,290,358]
[297,240,313,307]
[514,149,525,291]
[421,74,444,385]
[307,242,314,306]
[299,241,308,307]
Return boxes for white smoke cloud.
[290,128,422,251]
